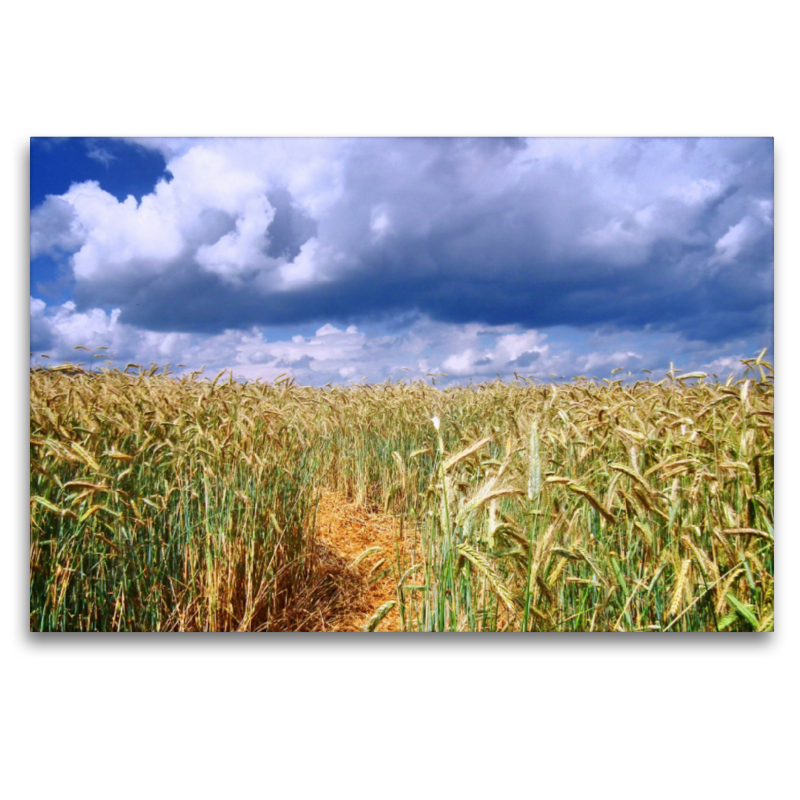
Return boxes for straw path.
[310,490,416,632]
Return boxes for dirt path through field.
[311,489,419,632]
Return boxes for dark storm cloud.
[509,351,540,368]
[264,188,317,261]
[31,137,773,347]
[30,299,55,352]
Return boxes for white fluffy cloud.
[30,294,759,385]
[195,195,275,282]
[28,298,559,384]
[33,139,350,296]
[30,197,85,258]
[581,350,643,373]
[441,329,550,377]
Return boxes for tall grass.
[30,354,774,632]
[30,367,319,630]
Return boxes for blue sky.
[30,137,773,385]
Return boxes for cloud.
[713,215,761,264]
[30,196,86,258]
[30,137,773,381]
[581,350,643,373]
[30,296,766,387]
[195,195,275,282]
[86,143,116,167]
[31,298,123,357]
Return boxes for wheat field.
[30,353,774,632]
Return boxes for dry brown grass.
[296,490,418,631]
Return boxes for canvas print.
[29,137,774,632]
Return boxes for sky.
[29,136,774,385]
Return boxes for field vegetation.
[30,352,774,632]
